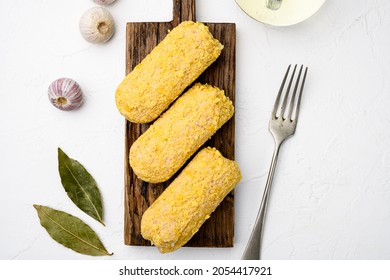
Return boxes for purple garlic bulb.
[48,78,83,111]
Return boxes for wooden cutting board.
[124,0,236,248]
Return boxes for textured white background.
[1,0,390,260]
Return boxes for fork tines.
[272,64,308,122]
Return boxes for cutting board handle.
[172,0,196,26]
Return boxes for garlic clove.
[79,7,115,44]
[92,0,117,5]
[48,78,83,111]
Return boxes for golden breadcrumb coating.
[115,21,224,123]
[129,83,234,183]
[141,147,242,253]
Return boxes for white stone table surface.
[1,0,390,260]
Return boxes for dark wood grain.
[124,0,236,247]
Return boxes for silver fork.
[242,64,308,260]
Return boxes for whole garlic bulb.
[48,78,83,111]
[92,0,116,5]
[79,7,115,44]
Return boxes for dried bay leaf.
[58,148,104,225]
[34,205,112,256]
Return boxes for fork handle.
[242,141,282,260]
